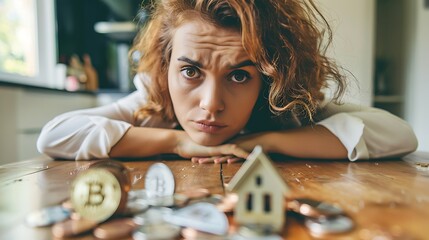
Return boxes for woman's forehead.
[175,17,240,39]
[171,20,250,67]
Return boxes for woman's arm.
[233,102,418,160]
[233,125,348,159]
[109,127,249,159]
[37,92,143,160]
[38,91,249,160]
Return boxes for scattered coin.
[125,199,150,215]
[216,193,238,213]
[133,207,173,225]
[181,227,226,240]
[70,168,128,222]
[166,202,229,235]
[26,205,70,227]
[286,198,343,218]
[146,193,189,207]
[305,215,354,235]
[145,163,175,198]
[238,224,276,238]
[172,193,190,208]
[180,188,211,200]
[61,199,74,210]
[70,212,82,220]
[231,232,283,240]
[147,195,175,207]
[128,189,148,202]
[51,218,98,238]
[93,218,139,239]
[133,222,181,240]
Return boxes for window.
[264,194,272,213]
[256,175,262,186]
[0,0,56,87]
[246,193,253,211]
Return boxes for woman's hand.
[173,131,249,163]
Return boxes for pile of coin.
[26,161,236,239]
[286,198,354,236]
[26,160,354,239]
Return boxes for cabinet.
[320,0,407,118]
[55,0,142,91]
[0,86,96,165]
[374,0,406,117]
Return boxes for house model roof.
[226,145,290,194]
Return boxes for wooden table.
[1,152,428,239]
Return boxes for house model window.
[256,175,262,186]
[227,146,290,233]
[264,194,271,213]
[246,193,253,211]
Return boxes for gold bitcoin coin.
[71,168,125,222]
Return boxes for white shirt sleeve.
[316,102,418,161]
[37,91,141,160]
[37,74,175,160]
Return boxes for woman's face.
[168,18,262,146]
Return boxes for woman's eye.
[180,67,200,79]
[230,70,250,83]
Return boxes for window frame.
[0,0,57,88]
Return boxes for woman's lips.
[193,121,227,134]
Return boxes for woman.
[37,0,417,162]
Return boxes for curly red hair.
[131,0,346,127]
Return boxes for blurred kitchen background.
[0,0,428,164]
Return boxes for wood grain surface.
[1,152,428,239]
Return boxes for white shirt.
[37,77,418,160]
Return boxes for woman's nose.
[199,80,225,113]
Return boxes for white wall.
[317,0,375,106]
[404,0,429,151]
[0,88,18,162]
[0,86,96,164]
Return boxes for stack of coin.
[51,160,133,239]
[285,198,354,236]
[25,161,243,239]
[70,160,131,222]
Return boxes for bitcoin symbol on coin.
[154,177,166,195]
[71,168,125,222]
[85,181,105,207]
[145,163,175,198]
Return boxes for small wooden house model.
[226,145,289,232]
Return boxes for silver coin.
[133,207,173,225]
[189,194,223,206]
[147,195,175,207]
[26,205,71,227]
[231,233,282,240]
[288,198,343,218]
[145,163,175,198]
[128,189,149,201]
[181,227,228,240]
[133,222,181,240]
[147,194,189,208]
[125,199,150,215]
[237,224,275,237]
[315,202,343,215]
[305,215,354,235]
[165,202,229,235]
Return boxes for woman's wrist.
[260,132,280,153]
[170,129,184,155]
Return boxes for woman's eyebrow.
[229,60,254,69]
[177,56,203,68]
[177,56,254,69]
